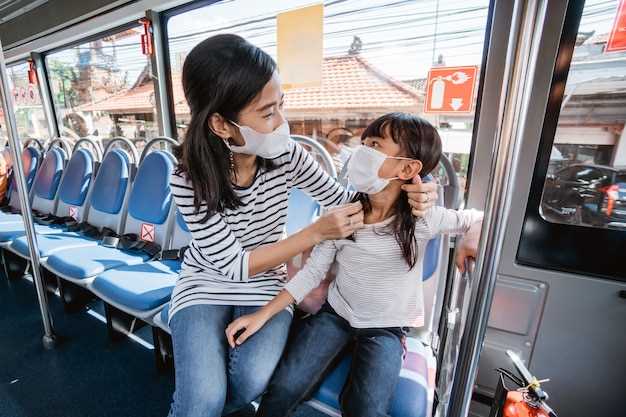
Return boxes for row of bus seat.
[0,136,445,417]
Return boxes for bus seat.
[153,302,170,332]
[286,187,320,235]
[9,149,132,259]
[0,147,67,242]
[0,146,42,220]
[91,210,190,322]
[43,151,174,287]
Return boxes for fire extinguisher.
[489,350,557,417]
[430,76,445,109]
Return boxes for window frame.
[516,0,626,282]
[41,20,154,140]
[2,59,51,140]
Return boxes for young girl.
[225,113,483,417]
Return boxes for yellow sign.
[277,3,323,89]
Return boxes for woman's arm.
[173,173,361,281]
[289,142,353,208]
[247,205,358,276]
[226,240,338,347]
[225,290,295,347]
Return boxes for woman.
[168,34,444,417]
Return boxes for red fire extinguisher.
[490,351,556,417]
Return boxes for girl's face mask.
[227,120,291,159]
[347,145,414,194]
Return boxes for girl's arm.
[422,206,483,272]
[226,240,338,347]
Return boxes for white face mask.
[347,145,414,194]
[227,120,291,158]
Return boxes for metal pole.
[447,0,545,415]
[146,10,174,139]
[31,52,60,139]
[0,39,56,348]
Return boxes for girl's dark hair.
[353,112,442,269]
[174,34,277,220]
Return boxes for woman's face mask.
[227,120,291,159]
[347,145,414,194]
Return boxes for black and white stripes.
[168,141,352,321]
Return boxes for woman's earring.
[229,151,235,172]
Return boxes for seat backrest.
[286,188,320,235]
[54,148,96,223]
[30,147,67,215]
[7,146,41,211]
[85,148,133,232]
[122,150,175,248]
[169,210,191,250]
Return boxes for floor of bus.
[0,270,325,417]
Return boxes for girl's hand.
[311,202,364,243]
[402,176,438,217]
[225,311,269,348]
[455,220,482,273]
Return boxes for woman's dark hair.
[174,34,277,220]
[353,112,442,269]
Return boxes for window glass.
[166,0,490,192]
[45,26,157,150]
[540,0,626,229]
[0,62,50,145]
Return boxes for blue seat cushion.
[10,232,99,258]
[92,260,180,311]
[0,223,66,242]
[312,339,430,417]
[46,245,150,279]
[0,214,23,222]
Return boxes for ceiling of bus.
[0,0,128,49]
[0,0,48,24]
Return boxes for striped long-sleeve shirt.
[168,141,352,322]
[285,207,483,328]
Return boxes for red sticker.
[607,0,626,52]
[69,206,78,220]
[140,223,155,242]
[424,65,479,114]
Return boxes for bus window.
[44,25,157,149]
[165,0,490,188]
[0,62,50,144]
[539,0,626,230]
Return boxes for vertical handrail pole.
[0,39,56,349]
[447,0,545,415]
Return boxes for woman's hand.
[455,221,482,273]
[402,176,438,217]
[225,311,269,348]
[310,201,364,243]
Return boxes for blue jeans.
[256,303,406,417]
[167,304,292,417]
